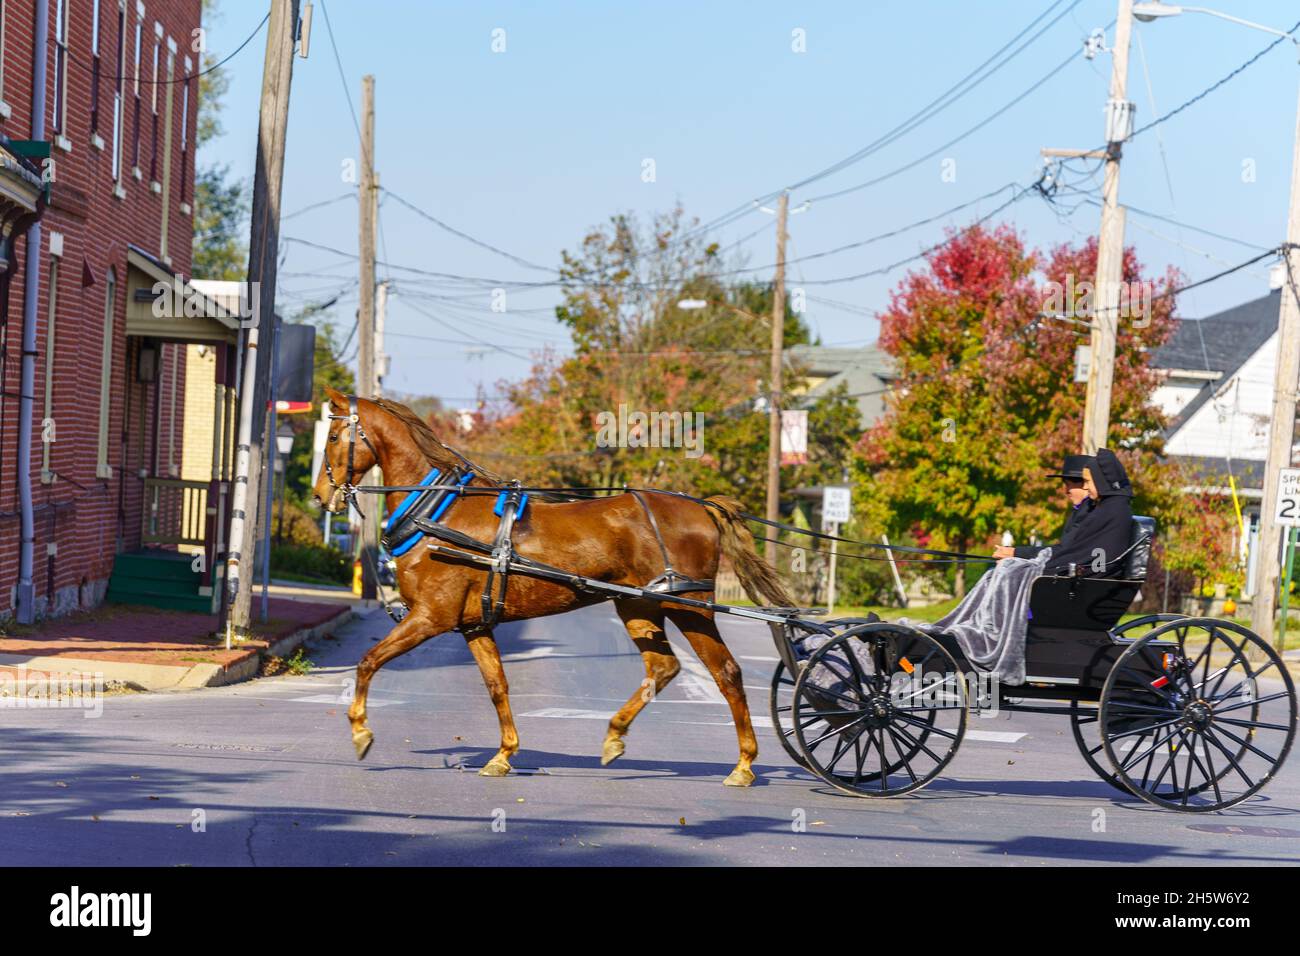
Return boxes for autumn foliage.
[855,223,1200,593]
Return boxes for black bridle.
[323,394,381,518]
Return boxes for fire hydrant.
[351,559,363,597]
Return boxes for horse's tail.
[704,496,796,608]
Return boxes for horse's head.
[313,387,382,513]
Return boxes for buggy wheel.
[1070,702,1133,795]
[1100,619,1297,812]
[792,623,967,798]
[1071,614,1196,793]
[769,661,808,769]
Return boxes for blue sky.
[201,0,1300,406]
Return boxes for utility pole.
[375,278,389,398]
[1080,0,1135,454]
[228,0,300,636]
[357,74,378,600]
[1251,83,1300,648]
[765,192,789,567]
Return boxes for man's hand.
[992,546,1015,560]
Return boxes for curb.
[0,606,357,693]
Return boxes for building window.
[90,0,102,135]
[52,0,70,138]
[131,2,143,174]
[41,255,60,482]
[96,269,116,479]
[159,37,175,258]
[111,0,125,184]
[149,23,160,184]
[179,57,191,202]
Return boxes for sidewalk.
[0,585,356,691]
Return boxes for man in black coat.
[993,454,1095,562]
[1041,448,1134,576]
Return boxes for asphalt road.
[4,603,1299,866]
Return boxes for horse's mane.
[372,398,511,486]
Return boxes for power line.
[69,11,268,84]
[804,47,1082,204]
[787,0,1083,193]
[796,181,1038,286]
[382,188,559,273]
[1127,18,1300,144]
[282,192,355,221]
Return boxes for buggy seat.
[1020,515,1155,685]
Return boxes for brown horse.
[311,387,794,786]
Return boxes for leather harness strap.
[480,484,526,628]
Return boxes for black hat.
[1045,454,1094,480]
[1092,448,1133,498]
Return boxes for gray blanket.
[800,550,1050,696]
[906,550,1051,686]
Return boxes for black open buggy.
[766,517,1298,812]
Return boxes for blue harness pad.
[494,491,528,518]
[384,468,474,557]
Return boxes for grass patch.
[262,647,314,677]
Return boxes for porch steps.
[106,549,212,614]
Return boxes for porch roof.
[125,245,242,344]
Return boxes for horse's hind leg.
[350,608,446,760]
[464,628,519,777]
[602,600,679,766]
[665,605,757,787]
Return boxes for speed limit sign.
[1277,468,1300,527]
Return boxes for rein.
[323,396,1140,572]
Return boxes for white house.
[1151,284,1289,595]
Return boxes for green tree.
[473,209,859,517]
[855,223,1183,596]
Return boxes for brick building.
[0,0,238,623]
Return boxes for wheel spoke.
[1214,716,1292,733]
[1213,691,1289,714]
[1107,716,1183,741]
[892,720,944,764]
[1209,722,1278,764]
[885,726,919,783]
[895,711,958,741]
[1200,728,1257,789]
[851,733,866,786]
[1201,735,1224,804]
[1120,724,1182,773]
[805,711,871,749]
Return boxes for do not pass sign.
[1276,468,1300,527]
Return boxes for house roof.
[787,343,894,428]
[1169,455,1266,496]
[1154,289,1279,373]
[1152,289,1280,433]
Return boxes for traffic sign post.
[1274,469,1300,649]
[821,487,851,615]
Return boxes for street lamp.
[1138,3,1300,647]
[275,424,295,544]
[1133,4,1300,58]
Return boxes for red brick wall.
[0,0,202,618]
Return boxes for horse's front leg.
[349,608,445,759]
[463,628,519,776]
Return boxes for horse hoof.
[479,755,512,777]
[600,736,625,766]
[352,728,374,761]
[723,767,755,788]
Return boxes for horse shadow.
[393,745,780,785]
